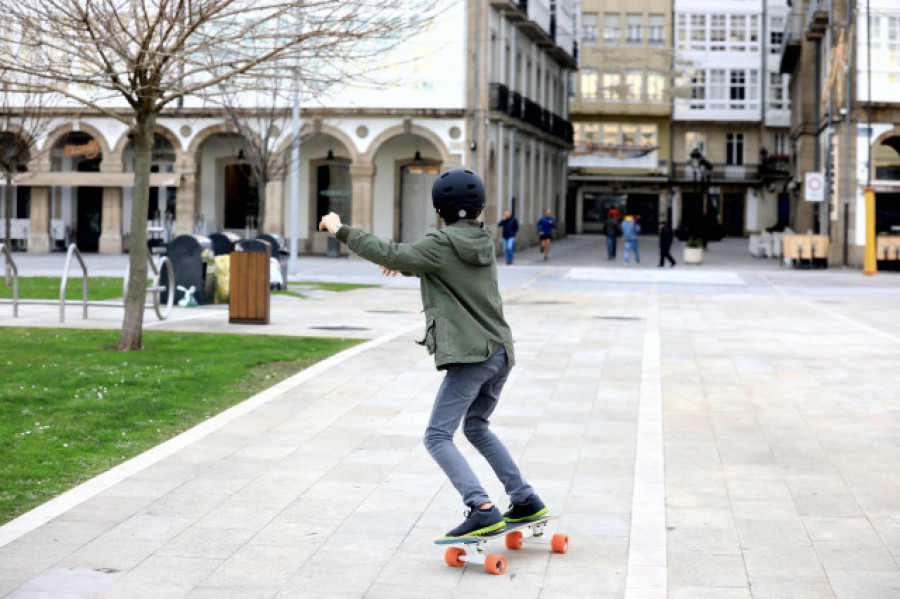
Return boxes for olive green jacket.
[336,220,515,370]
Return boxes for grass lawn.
[0,276,128,300]
[0,328,361,524]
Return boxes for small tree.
[0,0,441,350]
[0,79,58,256]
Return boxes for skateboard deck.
[433,514,568,575]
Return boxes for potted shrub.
[684,237,704,264]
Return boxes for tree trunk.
[257,175,267,233]
[117,111,156,350]
[4,175,12,250]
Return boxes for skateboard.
[433,514,568,575]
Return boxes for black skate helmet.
[431,168,485,223]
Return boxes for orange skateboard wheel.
[484,554,507,575]
[444,546,466,567]
[505,531,524,550]
[551,533,569,554]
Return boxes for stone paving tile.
[2,241,900,597]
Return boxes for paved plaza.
[0,236,899,598]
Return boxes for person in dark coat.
[658,221,676,267]
[498,210,519,265]
[604,213,621,260]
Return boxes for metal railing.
[60,243,88,323]
[1,243,18,317]
[0,244,173,322]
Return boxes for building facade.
[1,1,577,257]
[670,0,792,241]
[780,0,900,267]
[569,0,674,235]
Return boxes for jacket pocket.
[416,314,437,355]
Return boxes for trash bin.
[161,234,213,305]
[256,233,288,290]
[229,239,271,325]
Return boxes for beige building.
[2,1,576,257]
[569,0,673,234]
[780,0,900,267]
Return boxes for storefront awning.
[2,172,182,188]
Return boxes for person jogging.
[319,168,547,538]
[536,209,557,261]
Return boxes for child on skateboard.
[319,168,547,538]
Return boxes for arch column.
[27,187,52,253]
[175,172,197,236]
[350,163,376,232]
[98,187,123,253]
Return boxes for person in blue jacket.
[622,215,641,264]
[498,209,519,265]
[536,209,557,261]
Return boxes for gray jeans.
[424,347,533,507]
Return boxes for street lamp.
[689,148,713,246]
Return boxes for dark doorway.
[76,188,102,251]
[722,193,745,237]
[875,192,900,234]
[76,151,102,252]
[625,193,660,234]
[223,164,259,229]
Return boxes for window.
[770,16,785,54]
[604,13,621,44]
[602,73,622,100]
[710,69,726,109]
[769,73,787,110]
[578,122,600,150]
[602,124,618,146]
[730,15,747,51]
[580,68,599,100]
[750,15,760,50]
[710,15,726,51]
[621,124,637,146]
[582,12,599,45]
[649,14,665,45]
[691,15,706,50]
[626,14,643,45]
[677,14,687,49]
[730,69,746,108]
[647,72,665,102]
[686,131,706,155]
[689,69,706,109]
[726,133,744,165]
[625,71,642,100]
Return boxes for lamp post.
[690,148,713,245]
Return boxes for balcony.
[806,0,829,40]
[673,162,763,184]
[488,82,572,145]
[779,13,803,74]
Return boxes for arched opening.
[195,133,257,234]
[0,133,31,233]
[874,136,900,234]
[52,132,103,251]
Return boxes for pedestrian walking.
[537,209,557,261]
[658,220,677,267]
[622,215,641,264]
[319,168,547,539]
[604,211,621,260]
[498,209,519,265]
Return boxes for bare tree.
[0,0,442,350]
[0,79,58,258]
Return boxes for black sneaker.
[444,506,505,538]
[502,494,548,523]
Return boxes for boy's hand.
[379,266,398,277]
[319,212,342,235]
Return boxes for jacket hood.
[442,221,494,266]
